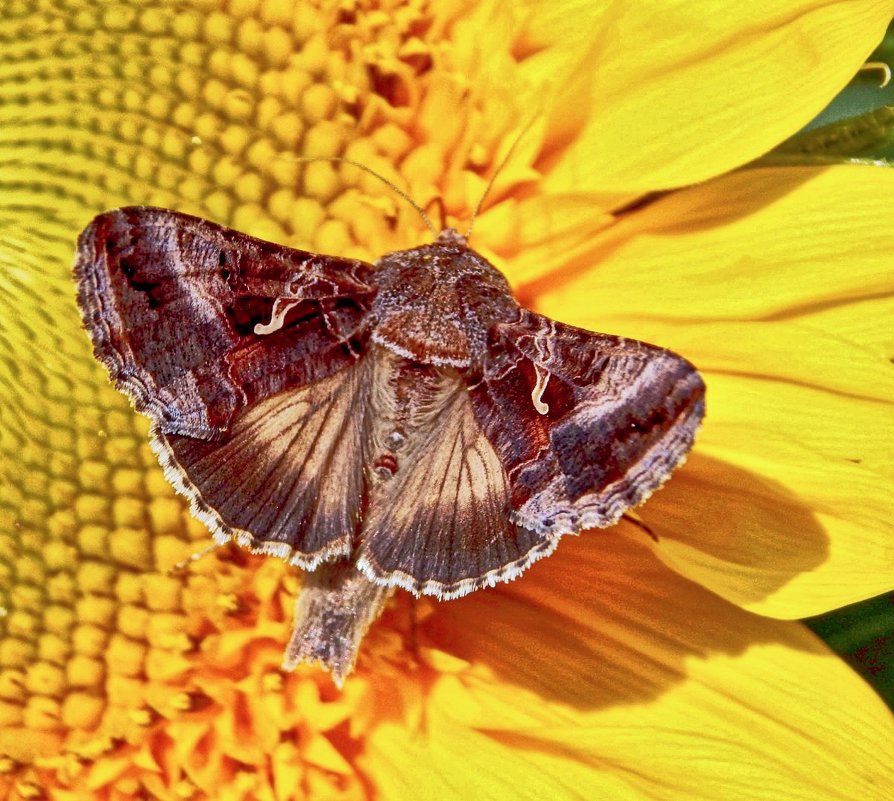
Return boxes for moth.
[74,206,705,684]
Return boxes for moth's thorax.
[370,229,519,369]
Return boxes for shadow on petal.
[516,167,821,304]
[418,487,825,711]
[639,452,828,611]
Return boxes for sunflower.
[1,1,893,799]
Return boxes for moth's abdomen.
[283,563,390,688]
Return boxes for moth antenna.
[464,115,538,240]
[426,196,448,232]
[166,541,224,575]
[284,156,437,236]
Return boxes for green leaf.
[754,106,894,166]
[867,19,894,66]
[805,592,894,710]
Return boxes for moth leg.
[398,596,421,664]
[165,541,226,575]
[284,561,390,687]
[621,512,659,542]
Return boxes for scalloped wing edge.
[356,534,563,601]
[149,425,351,570]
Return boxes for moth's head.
[435,228,468,248]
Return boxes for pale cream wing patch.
[152,357,372,569]
[357,376,552,599]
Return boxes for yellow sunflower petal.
[509,0,893,195]
[364,534,894,800]
[532,165,894,618]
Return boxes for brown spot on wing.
[74,206,376,438]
